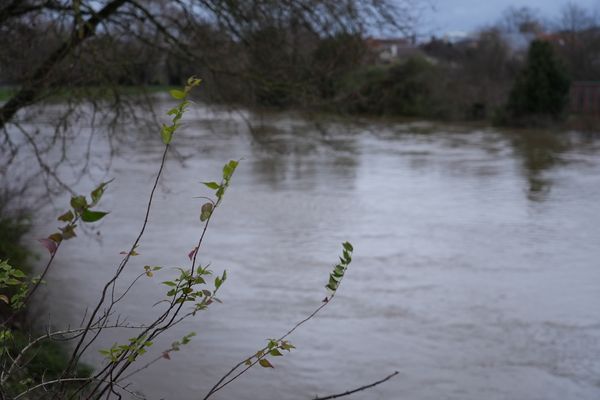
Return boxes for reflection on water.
[31,105,600,400]
[506,130,569,201]
[246,118,361,190]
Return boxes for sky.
[419,0,600,37]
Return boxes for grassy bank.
[0,86,17,102]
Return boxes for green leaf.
[10,269,26,278]
[187,76,202,87]
[169,89,186,100]
[162,281,177,287]
[70,195,87,211]
[269,349,283,356]
[343,242,354,252]
[60,224,77,240]
[203,182,220,190]
[280,342,295,350]
[200,202,213,222]
[161,125,173,144]
[342,250,351,263]
[81,209,109,223]
[258,359,273,368]
[222,164,233,179]
[228,160,239,170]
[0,294,9,304]
[48,232,63,243]
[90,181,111,206]
[57,210,74,222]
[328,275,338,287]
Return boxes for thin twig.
[313,371,399,400]
[203,298,332,399]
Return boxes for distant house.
[365,37,421,63]
[570,82,600,115]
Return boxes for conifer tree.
[506,40,570,121]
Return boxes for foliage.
[1,330,92,395]
[0,210,31,269]
[504,40,571,124]
[310,33,367,100]
[339,57,445,118]
[0,81,360,399]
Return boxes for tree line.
[1,3,599,126]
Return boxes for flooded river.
[29,104,600,399]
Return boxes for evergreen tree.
[505,40,570,121]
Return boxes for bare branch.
[313,371,400,400]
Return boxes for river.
[28,103,600,400]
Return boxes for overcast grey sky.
[420,0,600,36]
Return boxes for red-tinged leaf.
[188,246,198,261]
[38,238,58,255]
[162,352,171,360]
[258,359,273,368]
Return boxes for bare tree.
[554,2,600,81]
[0,0,419,203]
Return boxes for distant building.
[570,82,600,115]
[365,37,421,63]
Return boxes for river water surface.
[31,104,600,400]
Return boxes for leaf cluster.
[40,181,112,255]
[244,339,296,369]
[161,77,202,144]
[325,242,353,294]
[0,260,28,309]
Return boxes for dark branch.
[313,371,399,400]
[0,0,128,130]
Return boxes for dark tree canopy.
[0,0,417,200]
[505,39,570,121]
[0,0,416,129]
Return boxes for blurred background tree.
[505,39,570,123]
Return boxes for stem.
[313,371,399,400]
[61,143,170,387]
[202,297,333,400]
